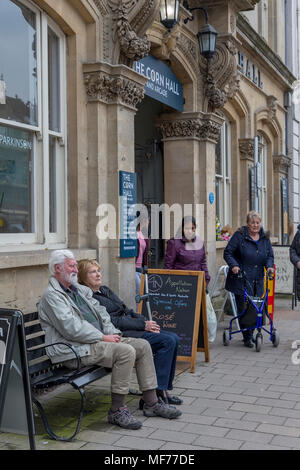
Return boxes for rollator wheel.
[255,334,262,352]
[271,330,280,348]
[223,330,229,346]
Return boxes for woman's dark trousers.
[234,294,253,343]
[141,331,179,391]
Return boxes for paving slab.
[2,297,300,451]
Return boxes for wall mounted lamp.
[160,1,218,60]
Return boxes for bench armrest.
[32,342,82,373]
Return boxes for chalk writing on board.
[148,274,163,292]
[151,311,177,329]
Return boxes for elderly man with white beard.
[38,250,181,430]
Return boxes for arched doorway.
[134,95,165,268]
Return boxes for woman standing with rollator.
[224,211,274,348]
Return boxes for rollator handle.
[135,293,149,304]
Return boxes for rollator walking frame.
[209,265,240,329]
[222,270,279,352]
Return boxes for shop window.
[257,134,267,228]
[0,0,67,248]
[215,120,232,230]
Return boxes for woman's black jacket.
[290,225,300,300]
[224,226,274,296]
[93,286,146,338]
[290,225,300,267]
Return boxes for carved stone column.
[83,62,146,307]
[158,112,224,281]
[238,138,255,224]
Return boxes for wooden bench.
[24,311,111,442]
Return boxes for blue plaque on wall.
[119,171,138,258]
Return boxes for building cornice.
[237,13,296,89]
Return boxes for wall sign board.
[273,246,293,294]
[134,55,184,112]
[0,309,35,450]
[119,171,138,258]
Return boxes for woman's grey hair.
[246,210,262,224]
[49,249,75,276]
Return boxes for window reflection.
[0,124,34,233]
[0,0,38,126]
[48,27,60,132]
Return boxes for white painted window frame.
[215,120,232,227]
[0,0,67,251]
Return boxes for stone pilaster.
[83,62,146,308]
[158,112,224,281]
[238,138,255,224]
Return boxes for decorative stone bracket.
[239,138,255,162]
[94,0,160,66]
[83,62,147,111]
[200,35,242,113]
[158,112,224,144]
[267,95,278,122]
[273,154,291,176]
[112,2,151,64]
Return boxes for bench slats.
[23,311,111,392]
[26,332,46,350]
[23,311,39,323]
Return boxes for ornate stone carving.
[267,95,278,121]
[84,68,145,110]
[202,35,241,112]
[98,0,159,66]
[273,154,291,175]
[92,0,109,16]
[239,138,255,162]
[205,70,228,110]
[151,25,181,61]
[158,116,222,143]
[112,2,150,64]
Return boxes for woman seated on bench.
[78,259,183,407]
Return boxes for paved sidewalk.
[1,295,300,450]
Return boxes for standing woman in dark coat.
[290,224,300,300]
[224,211,274,348]
[164,216,211,287]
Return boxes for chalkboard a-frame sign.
[0,309,35,450]
[138,269,209,373]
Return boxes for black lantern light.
[184,7,218,60]
[160,0,181,31]
[197,21,218,60]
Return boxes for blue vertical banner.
[119,171,138,258]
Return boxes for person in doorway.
[290,224,300,300]
[135,212,150,302]
[38,250,181,431]
[77,258,183,407]
[164,216,211,287]
[224,211,274,348]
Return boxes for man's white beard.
[62,271,78,285]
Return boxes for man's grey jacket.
[38,277,121,364]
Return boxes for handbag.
[206,293,217,343]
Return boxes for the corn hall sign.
[134,55,184,112]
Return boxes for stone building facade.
[0,0,294,312]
